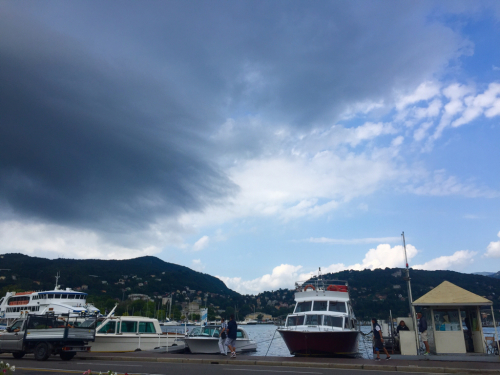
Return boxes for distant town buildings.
[128,293,152,301]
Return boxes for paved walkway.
[2,351,500,373]
[75,351,500,373]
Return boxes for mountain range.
[0,253,499,320]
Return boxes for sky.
[1,0,500,295]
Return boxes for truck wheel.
[60,352,75,361]
[34,342,51,361]
[12,351,26,359]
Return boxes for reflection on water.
[163,324,375,358]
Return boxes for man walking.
[417,312,430,355]
[218,317,228,355]
[372,318,391,361]
[225,314,238,358]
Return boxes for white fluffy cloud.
[0,220,165,260]
[348,244,418,270]
[413,250,476,270]
[192,259,206,272]
[219,243,482,294]
[193,236,210,251]
[484,231,500,258]
[220,243,419,294]
[217,264,304,295]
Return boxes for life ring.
[327,285,338,292]
[303,284,315,291]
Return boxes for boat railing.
[295,279,349,292]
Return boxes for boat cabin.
[187,325,248,339]
[285,280,356,331]
[96,316,162,335]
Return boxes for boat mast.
[55,272,60,290]
[402,232,420,354]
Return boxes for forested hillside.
[1,253,499,321]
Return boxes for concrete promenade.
[2,351,499,373]
[72,351,500,373]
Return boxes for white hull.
[90,334,178,352]
[184,337,256,354]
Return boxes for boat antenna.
[55,272,60,290]
[401,231,420,355]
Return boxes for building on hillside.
[181,301,201,318]
[245,312,273,321]
[128,293,151,301]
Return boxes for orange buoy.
[303,284,316,291]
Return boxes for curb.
[2,354,500,374]
[72,355,500,373]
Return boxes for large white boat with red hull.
[278,276,360,356]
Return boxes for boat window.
[324,315,343,328]
[98,321,117,334]
[120,321,137,333]
[189,327,202,337]
[55,294,60,299]
[313,301,328,311]
[200,327,216,336]
[295,301,312,313]
[62,294,67,299]
[213,328,220,337]
[286,316,305,326]
[305,315,322,326]
[236,329,244,339]
[138,321,156,333]
[79,319,96,328]
[328,302,346,313]
[345,319,354,329]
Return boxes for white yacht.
[278,274,361,356]
[91,315,184,352]
[0,276,100,327]
[184,325,257,354]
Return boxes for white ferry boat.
[278,274,361,356]
[0,276,100,327]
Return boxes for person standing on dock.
[219,317,228,355]
[372,318,391,361]
[417,313,430,355]
[226,314,238,358]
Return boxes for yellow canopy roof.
[413,281,492,306]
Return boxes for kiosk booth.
[412,281,497,354]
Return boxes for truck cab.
[0,313,96,361]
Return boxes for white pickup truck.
[0,313,96,361]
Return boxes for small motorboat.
[90,315,184,352]
[184,325,257,354]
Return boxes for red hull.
[278,329,360,356]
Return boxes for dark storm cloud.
[0,10,236,231]
[0,1,472,234]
